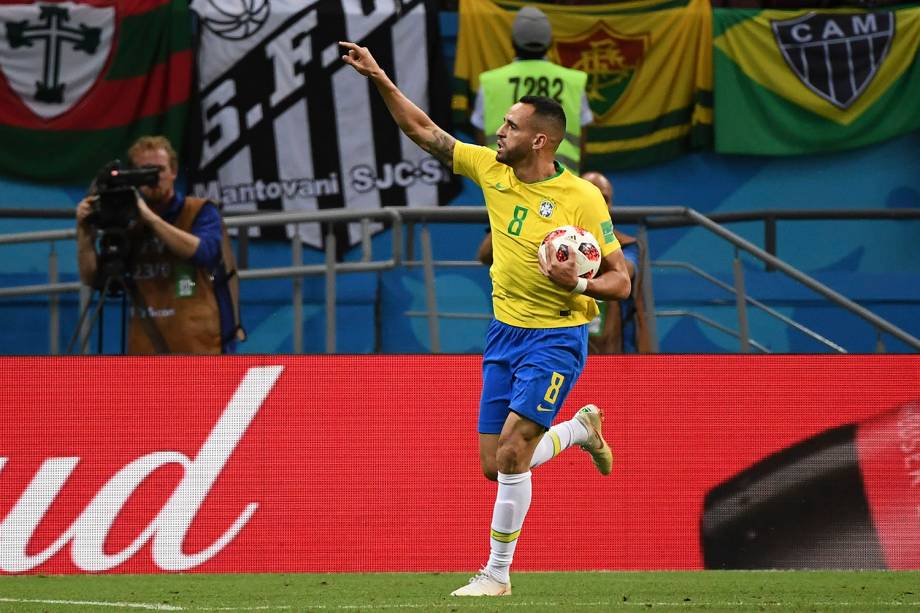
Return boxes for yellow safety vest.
[479,60,588,172]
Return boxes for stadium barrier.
[1,354,918,574]
[1,206,919,354]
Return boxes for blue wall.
[0,10,918,354]
[429,130,920,354]
[610,130,920,353]
[3,129,917,354]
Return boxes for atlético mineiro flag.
[186,0,459,250]
[713,7,920,155]
[0,0,192,183]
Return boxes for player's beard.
[495,141,523,167]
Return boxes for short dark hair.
[518,95,566,135]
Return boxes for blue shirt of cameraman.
[161,192,222,268]
[161,192,236,353]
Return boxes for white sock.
[484,471,532,584]
[529,418,590,468]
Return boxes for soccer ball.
[539,225,602,279]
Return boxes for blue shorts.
[479,319,588,434]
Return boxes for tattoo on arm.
[422,127,455,168]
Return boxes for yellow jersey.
[454,141,621,328]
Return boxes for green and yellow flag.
[713,7,920,155]
[453,0,713,170]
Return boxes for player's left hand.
[539,241,580,292]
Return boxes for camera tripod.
[66,265,170,355]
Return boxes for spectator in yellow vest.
[470,5,593,174]
[75,135,237,355]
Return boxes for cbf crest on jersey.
[1,3,113,119]
[772,12,894,110]
[188,0,459,252]
[538,200,555,218]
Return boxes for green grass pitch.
[0,571,918,612]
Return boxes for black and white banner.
[188,0,458,249]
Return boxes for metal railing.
[395,206,920,353]
[642,208,920,272]
[653,260,846,353]
[1,205,918,354]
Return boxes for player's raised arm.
[340,41,455,168]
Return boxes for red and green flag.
[713,7,920,155]
[0,0,192,183]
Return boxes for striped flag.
[187,0,458,251]
[452,0,713,170]
[0,0,192,182]
[713,7,920,155]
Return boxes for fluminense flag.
[0,0,192,182]
[188,0,458,251]
[713,7,920,155]
[453,0,713,170]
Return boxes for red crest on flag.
[554,22,648,118]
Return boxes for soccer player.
[340,41,632,597]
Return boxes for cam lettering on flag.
[188,0,458,250]
[0,0,192,182]
[713,7,920,155]
[452,0,713,170]
[772,12,894,110]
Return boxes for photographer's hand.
[76,196,96,226]
[75,197,98,285]
[136,195,200,260]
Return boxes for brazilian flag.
[0,0,192,183]
[713,6,920,155]
[453,0,713,170]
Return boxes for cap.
[512,6,552,54]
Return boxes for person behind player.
[340,41,631,597]
[581,171,652,354]
[471,5,592,174]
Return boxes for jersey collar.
[529,161,564,184]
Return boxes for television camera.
[67,160,168,354]
[84,160,160,280]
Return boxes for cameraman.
[76,135,232,355]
